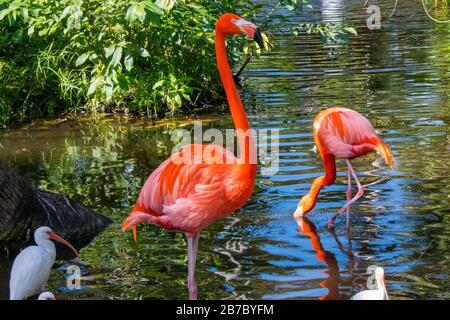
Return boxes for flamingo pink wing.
[130,144,245,232]
[316,108,378,159]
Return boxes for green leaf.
[143,1,164,16]
[104,84,113,101]
[126,5,136,24]
[109,47,122,69]
[87,77,101,96]
[104,45,115,58]
[0,9,9,21]
[140,48,150,57]
[124,54,133,71]
[174,94,182,107]
[343,27,358,36]
[126,4,146,24]
[285,5,294,11]
[152,80,164,90]
[20,8,28,21]
[61,6,71,19]
[75,53,89,66]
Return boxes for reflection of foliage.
[420,0,450,23]
[38,121,140,216]
[294,24,358,43]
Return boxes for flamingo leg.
[346,167,352,228]
[327,159,364,230]
[187,232,200,300]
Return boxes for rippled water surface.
[1,0,449,299]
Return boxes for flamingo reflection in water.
[297,216,340,300]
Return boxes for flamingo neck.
[307,176,326,209]
[302,154,336,214]
[215,30,256,165]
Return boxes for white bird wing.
[351,289,386,300]
[9,246,54,300]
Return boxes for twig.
[234,54,252,80]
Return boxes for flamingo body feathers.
[295,107,396,219]
[124,144,256,235]
[313,107,395,166]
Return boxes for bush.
[0,0,356,125]
[0,0,269,123]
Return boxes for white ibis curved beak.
[379,275,389,300]
[48,231,80,257]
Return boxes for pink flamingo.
[294,107,396,229]
[121,13,263,300]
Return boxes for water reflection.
[0,0,449,300]
[321,0,344,23]
[297,217,340,300]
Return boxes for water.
[0,0,449,300]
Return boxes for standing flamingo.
[294,107,395,229]
[9,226,79,300]
[121,13,263,300]
[351,267,388,300]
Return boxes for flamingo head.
[294,194,315,218]
[34,226,80,257]
[38,292,56,300]
[216,13,264,48]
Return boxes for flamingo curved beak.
[48,232,80,257]
[232,18,264,48]
[252,28,264,48]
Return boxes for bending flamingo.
[294,107,395,229]
[122,13,263,300]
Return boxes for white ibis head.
[374,267,384,278]
[34,226,79,257]
[38,292,56,300]
[374,267,387,294]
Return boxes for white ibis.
[351,267,389,300]
[38,292,56,300]
[9,226,79,300]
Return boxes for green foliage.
[0,0,273,123]
[0,0,353,124]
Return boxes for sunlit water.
[0,0,449,299]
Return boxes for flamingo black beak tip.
[253,28,264,48]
